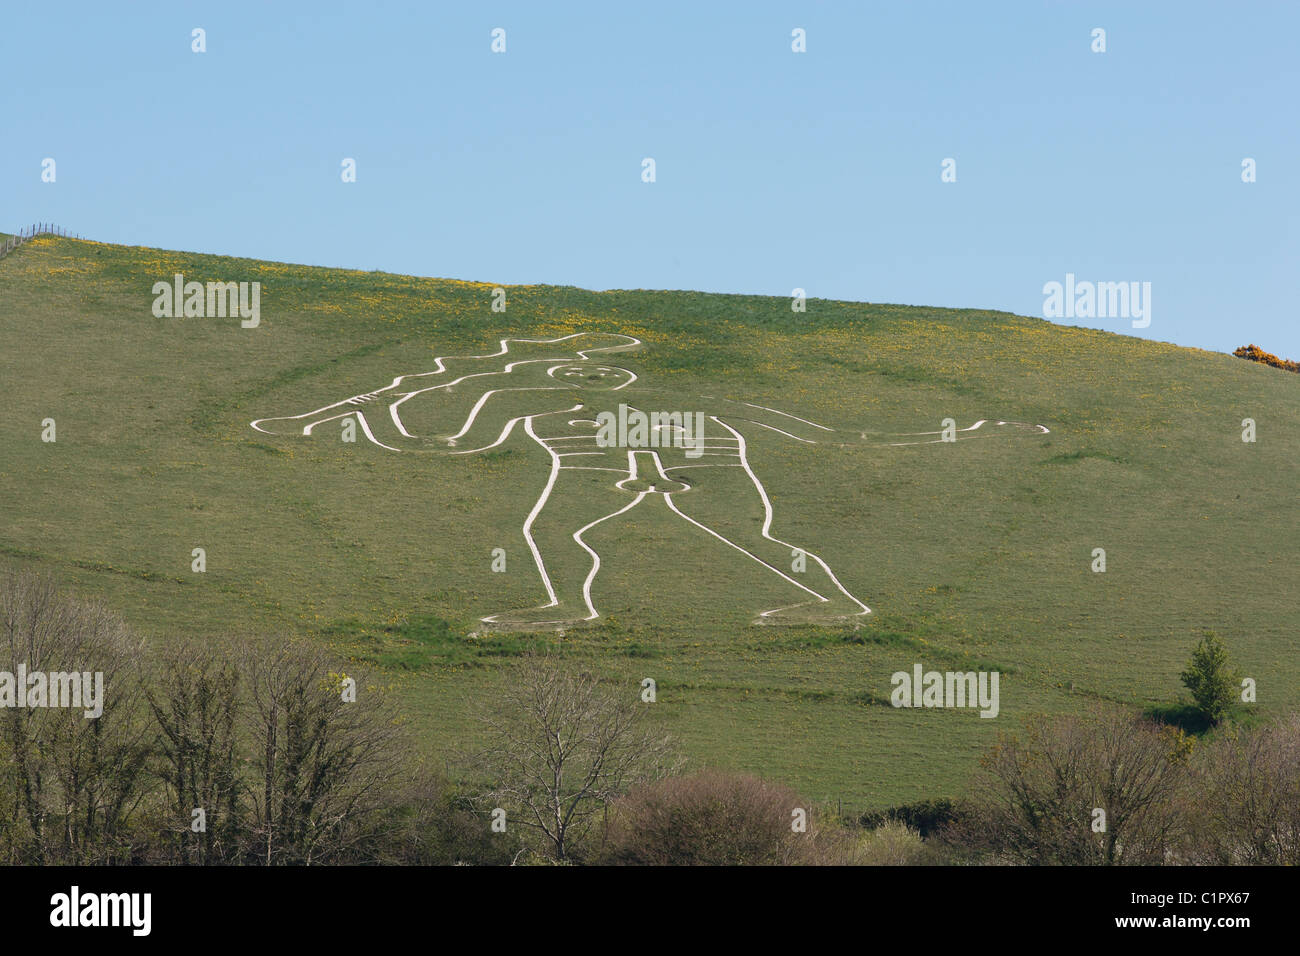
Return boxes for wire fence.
[0,223,81,260]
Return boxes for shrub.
[1232,344,1300,373]
[859,798,958,838]
[840,819,928,865]
[370,768,521,866]
[600,770,818,865]
[1180,632,1238,727]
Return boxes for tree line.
[1,567,1294,865]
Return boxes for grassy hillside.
[1,235,1296,810]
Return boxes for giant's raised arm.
[252,364,583,455]
[432,387,581,455]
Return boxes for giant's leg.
[663,460,870,625]
[482,464,644,629]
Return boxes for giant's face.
[547,364,637,391]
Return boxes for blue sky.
[5,1,1297,356]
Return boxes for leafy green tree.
[1180,632,1237,727]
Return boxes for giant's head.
[547,363,637,391]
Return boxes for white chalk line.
[662,496,826,601]
[702,416,872,618]
[254,333,1055,627]
[250,332,642,442]
[572,494,648,621]
[490,416,563,617]
[877,420,1051,447]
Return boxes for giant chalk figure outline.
[252,332,1049,629]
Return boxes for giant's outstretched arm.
[858,418,1051,446]
[699,397,1049,448]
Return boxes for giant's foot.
[753,599,870,628]
[480,603,594,632]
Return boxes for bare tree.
[956,706,1188,865]
[242,638,403,865]
[145,641,242,864]
[0,569,151,864]
[474,654,678,862]
[1187,715,1300,864]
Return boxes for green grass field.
[2,235,1295,812]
